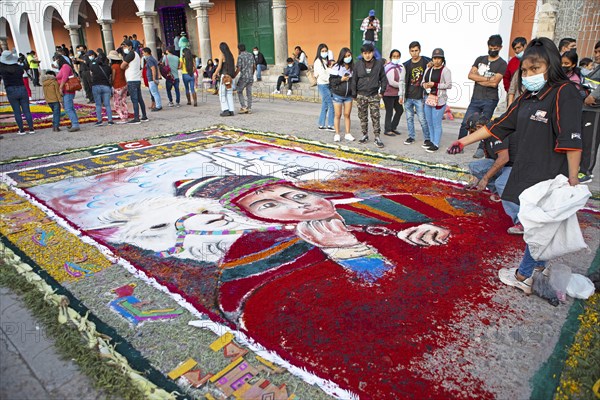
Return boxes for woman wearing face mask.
[56,53,81,132]
[329,48,356,142]
[421,48,452,152]
[313,43,335,132]
[0,50,35,134]
[252,47,267,81]
[382,49,405,137]
[561,49,583,85]
[448,37,583,295]
[89,51,114,126]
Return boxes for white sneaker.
[272,90,280,94]
[498,267,532,294]
[287,89,293,96]
[344,134,355,141]
[333,134,341,142]
[168,102,174,107]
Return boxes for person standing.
[314,43,335,131]
[558,38,576,56]
[329,47,356,142]
[180,48,197,107]
[173,33,181,57]
[421,48,452,153]
[42,70,62,132]
[108,50,129,123]
[213,42,236,116]
[253,47,267,81]
[503,37,526,93]
[458,34,507,159]
[382,49,405,137]
[55,55,80,132]
[0,50,35,134]
[131,34,141,54]
[90,52,114,126]
[402,41,431,147]
[26,51,41,86]
[236,43,255,114]
[163,46,181,107]
[448,37,583,294]
[178,32,190,53]
[360,10,381,59]
[580,41,600,184]
[355,43,388,148]
[75,46,94,103]
[121,39,148,124]
[142,47,162,112]
[17,53,32,101]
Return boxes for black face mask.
[488,50,499,57]
[562,66,573,74]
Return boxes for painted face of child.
[237,185,336,222]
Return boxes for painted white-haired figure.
[95,196,279,263]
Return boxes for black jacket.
[254,52,267,67]
[329,71,355,98]
[352,58,388,96]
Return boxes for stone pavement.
[0,87,598,399]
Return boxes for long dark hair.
[56,54,70,71]
[335,47,353,72]
[518,37,569,88]
[219,42,235,76]
[314,43,328,68]
[182,48,194,74]
[562,49,581,76]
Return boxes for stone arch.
[10,13,33,54]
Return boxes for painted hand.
[397,224,450,246]
[447,141,464,155]
[296,219,360,248]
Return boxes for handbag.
[64,75,82,92]
[159,59,175,82]
[424,66,444,107]
[222,74,233,89]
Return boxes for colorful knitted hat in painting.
[174,175,289,211]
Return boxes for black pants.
[581,109,600,175]
[276,76,299,91]
[32,69,40,86]
[383,96,403,132]
[299,63,308,71]
[81,70,93,101]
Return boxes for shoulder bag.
[425,66,444,107]
[64,66,82,92]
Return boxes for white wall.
[391,0,515,109]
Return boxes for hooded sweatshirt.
[42,74,62,103]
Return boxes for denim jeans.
[166,78,181,104]
[6,85,34,131]
[256,64,267,80]
[127,81,146,120]
[219,79,234,112]
[458,98,499,139]
[182,73,196,94]
[404,98,430,141]
[149,81,162,109]
[92,85,113,122]
[318,84,334,127]
[468,159,519,223]
[424,104,445,147]
[237,79,253,110]
[518,245,546,278]
[48,102,61,128]
[63,93,79,128]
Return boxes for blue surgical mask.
[343,56,352,64]
[391,59,401,65]
[321,52,328,59]
[123,48,130,55]
[522,72,547,92]
[516,51,524,59]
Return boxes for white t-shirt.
[123,51,142,82]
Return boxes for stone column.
[97,19,115,52]
[272,0,288,67]
[64,24,81,50]
[0,37,8,51]
[381,0,393,60]
[535,3,557,40]
[136,11,158,57]
[190,2,214,62]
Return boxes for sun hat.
[0,50,18,65]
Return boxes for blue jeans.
[6,85,34,132]
[149,81,162,109]
[166,78,180,104]
[219,79,234,111]
[469,159,520,223]
[92,85,113,122]
[518,245,545,278]
[63,93,79,128]
[458,98,499,139]
[318,84,334,127]
[256,64,267,80]
[182,73,195,94]
[48,102,61,128]
[424,104,445,147]
[404,98,430,141]
[127,81,146,120]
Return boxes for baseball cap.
[432,48,445,58]
[369,9,375,16]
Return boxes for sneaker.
[272,90,281,94]
[404,137,415,145]
[318,126,327,130]
[151,107,162,112]
[507,223,524,235]
[287,89,293,96]
[107,121,115,125]
[498,267,532,294]
[344,134,355,141]
[28,129,35,134]
[333,134,341,142]
[175,103,181,108]
[220,110,232,117]
[489,194,502,202]
[239,108,249,114]
[374,138,385,148]
[578,172,592,184]
[127,119,141,125]
[17,130,27,135]
[168,102,174,107]
[383,131,396,137]
[326,126,336,132]
[94,121,104,127]
[246,109,252,114]
[358,135,369,144]
[141,116,150,122]
[473,148,485,159]
[68,127,81,132]
[421,140,433,149]
[425,144,439,153]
